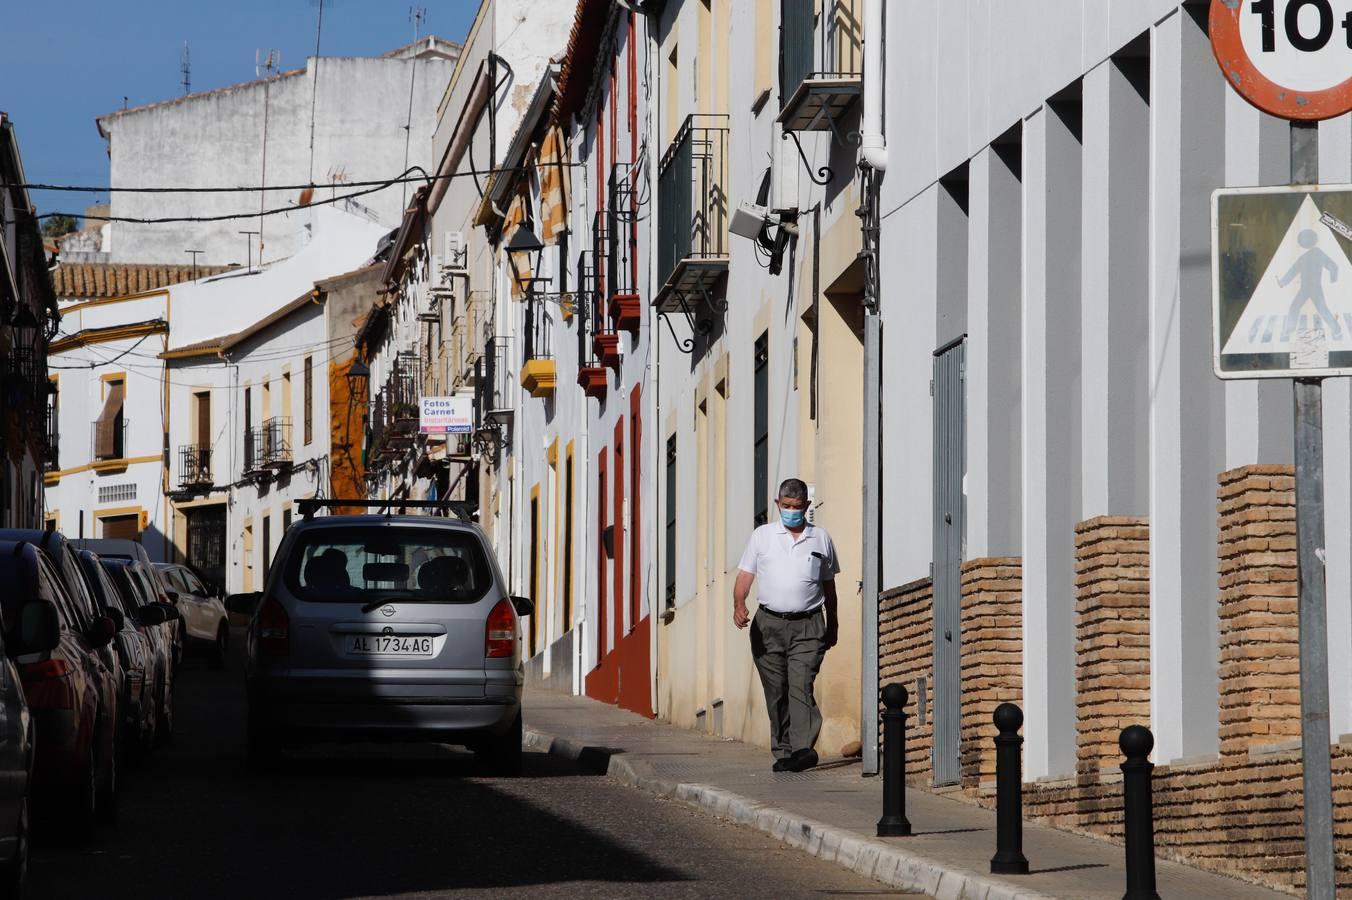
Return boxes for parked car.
[228,514,532,774]
[101,560,178,749]
[0,530,122,828]
[76,551,164,761]
[0,540,119,840]
[74,539,183,668]
[0,543,60,893]
[154,563,229,669]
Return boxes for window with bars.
[665,434,677,608]
[304,356,313,445]
[753,332,769,527]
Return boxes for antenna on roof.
[410,6,426,44]
[256,48,280,78]
[180,42,192,95]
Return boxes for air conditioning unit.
[440,231,467,278]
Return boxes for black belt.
[758,606,822,621]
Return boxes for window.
[262,514,272,582]
[563,443,575,630]
[304,355,314,445]
[665,435,677,608]
[194,391,210,449]
[529,489,541,656]
[101,514,139,541]
[283,526,494,605]
[629,388,642,629]
[244,386,253,469]
[753,331,769,526]
[98,483,136,504]
[94,376,126,460]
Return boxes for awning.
[94,380,124,459]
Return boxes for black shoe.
[772,757,793,772]
[787,749,819,772]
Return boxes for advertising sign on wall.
[419,397,473,434]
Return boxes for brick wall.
[1074,517,1151,775]
[1217,465,1300,757]
[878,576,933,784]
[958,558,1023,789]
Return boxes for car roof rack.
[296,498,476,522]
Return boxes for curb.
[524,727,1056,900]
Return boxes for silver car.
[228,513,532,774]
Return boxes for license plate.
[348,635,433,656]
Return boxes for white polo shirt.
[736,522,841,614]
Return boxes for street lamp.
[345,358,371,396]
[505,224,548,295]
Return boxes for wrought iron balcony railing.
[246,418,291,472]
[178,444,212,487]
[43,402,59,472]
[779,0,863,131]
[656,114,729,309]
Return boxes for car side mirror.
[161,604,182,622]
[135,604,167,627]
[509,595,534,617]
[104,606,126,631]
[18,601,60,655]
[87,615,117,650]
[225,592,262,617]
[164,590,180,604]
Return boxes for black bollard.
[876,683,912,837]
[1119,725,1160,900]
[990,702,1029,875]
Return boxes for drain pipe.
[859,0,886,777]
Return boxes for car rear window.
[282,526,493,605]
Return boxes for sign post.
[1208,3,1352,895]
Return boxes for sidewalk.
[523,689,1288,900]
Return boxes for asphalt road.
[27,635,917,899]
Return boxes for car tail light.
[258,596,290,657]
[20,658,75,709]
[485,598,516,658]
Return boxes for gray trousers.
[750,607,828,760]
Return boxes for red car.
[0,541,118,841]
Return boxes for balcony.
[606,165,642,333]
[779,0,862,132]
[655,114,729,313]
[91,418,129,462]
[574,247,611,401]
[247,418,292,472]
[178,444,212,487]
[520,278,556,399]
[42,403,58,472]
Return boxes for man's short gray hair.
[777,478,809,503]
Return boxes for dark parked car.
[0,530,122,829]
[102,560,177,749]
[154,563,229,669]
[0,542,61,893]
[77,551,164,761]
[75,540,183,668]
[229,514,532,774]
[0,540,118,840]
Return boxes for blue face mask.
[779,507,806,529]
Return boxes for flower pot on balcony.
[608,292,642,333]
[577,366,608,400]
[592,333,621,370]
[520,358,557,398]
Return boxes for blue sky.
[0,0,478,222]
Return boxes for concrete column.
[1148,7,1225,763]
[1320,114,1352,740]
[1022,99,1082,779]
[879,187,938,588]
[966,140,1023,560]
[1079,54,1151,520]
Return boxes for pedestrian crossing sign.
[1214,185,1352,379]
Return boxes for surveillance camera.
[730,202,770,241]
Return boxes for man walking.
[733,478,840,772]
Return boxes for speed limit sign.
[1211,0,1352,120]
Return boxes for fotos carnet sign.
[1213,185,1352,378]
[419,397,473,434]
[1211,0,1352,121]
